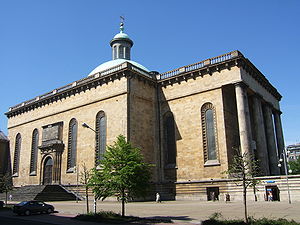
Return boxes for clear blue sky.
[0,0,299,145]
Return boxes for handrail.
[158,50,240,80]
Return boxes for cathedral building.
[6,23,286,200]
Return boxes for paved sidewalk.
[2,200,300,224]
[50,200,300,224]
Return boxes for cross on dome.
[120,16,125,33]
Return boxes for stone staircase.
[62,184,93,200]
[0,185,45,202]
[0,185,82,202]
[34,185,83,201]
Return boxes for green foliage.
[75,211,124,222]
[88,135,151,216]
[203,217,300,225]
[79,163,91,213]
[0,172,13,194]
[209,212,223,220]
[289,158,300,175]
[74,211,172,223]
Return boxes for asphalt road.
[0,216,57,225]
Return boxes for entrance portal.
[265,185,280,201]
[43,157,53,185]
[207,187,219,201]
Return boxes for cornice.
[239,58,282,101]
[6,50,282,118]
[157,50,282,101]
[157,50,241,86]
[6,62,155,118]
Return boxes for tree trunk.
[253,185,257,202]
[121,190,125,217]
[243,178,248,224]
[85,185,89,213]
[5,191,8,205]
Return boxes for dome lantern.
[110,20,133,60]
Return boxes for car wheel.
[47,208,53,214]
[24,210,31,216]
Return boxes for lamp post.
[82,122,96,133]
[82,122,97,213]
[278,148,292,204]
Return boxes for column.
[251,95,270,175]
[274,111,285,174]
[263,104,280,175]
[235,82,253,156]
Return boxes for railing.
[9,61,151,112]
[40,91,53,99]
[158,50,240,80]
[57,83,73,93]
[210,52,234,64]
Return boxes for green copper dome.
[113,32,130,40]
[110,31,133,47]
[88,59,149,76]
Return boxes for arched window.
[95,111,106,165]
[163,112,176,165]
[119,46,124,59]
[201,103,218,163]
[13,133,21,176]
[125,47,130,59]
[113,46,117,60]
[30,129,39,175]
[67,118,78,172]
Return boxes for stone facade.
[0,131,11,177]
[5,27,287,200]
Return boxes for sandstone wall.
[159,68,242,182]
[8,78,128,186]
[129,77,158,181]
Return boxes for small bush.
[203,215,300,225]
[74,211,172,224]
[250,218,300,225]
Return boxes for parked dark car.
[13,200,54,216]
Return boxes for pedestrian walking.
[156,192,161,203]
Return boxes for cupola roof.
[88,19,149,76]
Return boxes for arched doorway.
[43,157,53,185]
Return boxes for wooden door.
[43,157,53,185]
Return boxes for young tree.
[224,148,260,224]
[0,172,13,205]
[80,163,91,213]
[88,135,151,217]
